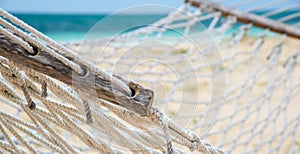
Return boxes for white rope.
[0,8,131,96]
[262,4,300,17]
[278,12,300,22]
[0,1,300,153]
[0,25,34,54]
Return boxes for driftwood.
[186,0,300,39]
[0,34,154,116]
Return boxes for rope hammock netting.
[0,0,300,153]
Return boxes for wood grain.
[0,35,154,116]
[186,0,300,39]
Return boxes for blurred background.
[1,0,299,41]
[1,0,181,41]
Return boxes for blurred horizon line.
[9,8,300,15]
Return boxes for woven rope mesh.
[0,0,300,153]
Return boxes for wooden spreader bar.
[0,34,154,116]
[186,0,300,39]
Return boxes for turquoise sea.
[13,11,299,41]
[13,14,166,41]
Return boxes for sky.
[0,0,182,14]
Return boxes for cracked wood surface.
[0,35,154,116]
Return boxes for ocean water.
[13,11,299,41]
[13,14,166,41]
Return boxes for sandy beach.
[0,28,299,153]
[1,0,300,152]
[59,34,300,153]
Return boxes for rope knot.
[189,141,198,151]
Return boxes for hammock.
[0,0,300,153]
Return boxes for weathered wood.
[186,0,300,39]
[0,35,154,116]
